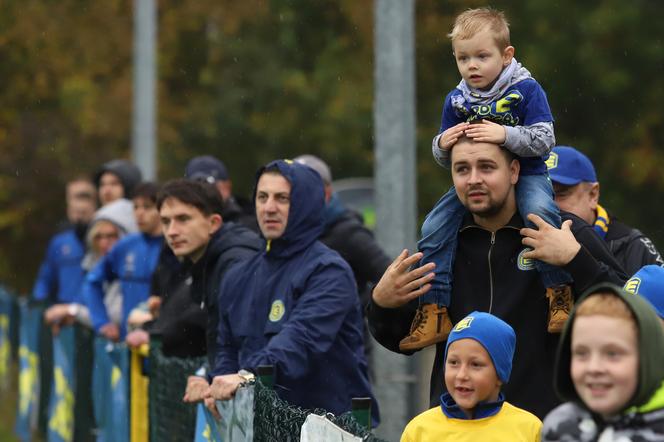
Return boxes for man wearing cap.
[185,155,257,231]
[624,265,664,325]
[548,146,664,275]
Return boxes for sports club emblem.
[269,300,285,322]
[124,253,136,274]
[517,248,536,271]
[624,277,641,295]
[453,316,474,332]
[545,151,558,170]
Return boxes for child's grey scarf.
[453,58,532,110]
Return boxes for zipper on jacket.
[462,222,520,313]
[488,231,496,313]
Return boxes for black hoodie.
[188,221,261,368]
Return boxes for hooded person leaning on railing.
[205,159,379,426]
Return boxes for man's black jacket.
[147,246,207,358]
[319,209,391,307]
[367,211,627,419]
[605,214,664,276]
[189,221,261,368]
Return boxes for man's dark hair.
[156,179,224,216]
[133,182,160,204]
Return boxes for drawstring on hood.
[253,159,325,259]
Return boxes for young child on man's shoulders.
[402,7,572,353]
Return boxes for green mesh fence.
[253,380,387,442]
[148,339,205,442]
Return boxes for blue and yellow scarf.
[594,204,610,239]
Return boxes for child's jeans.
[417,172,572,306]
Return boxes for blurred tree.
[0,0,663,291]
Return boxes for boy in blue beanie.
[624,265,664,325]
[401,311,541,441]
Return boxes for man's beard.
[469,200,503,218]
[466,189,508,218]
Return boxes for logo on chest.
[269,300,285,322]
[61,245,71,256]
[517,248,536,271]
[124,253,136,274]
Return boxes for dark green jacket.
[542,283,664,440]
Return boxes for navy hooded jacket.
[212,160,378,423]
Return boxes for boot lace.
[551,289,572,315]
[408,307,428,334]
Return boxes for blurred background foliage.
[1,0,663,291]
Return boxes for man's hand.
[209,374,244,401]
[438,122,470,151]
[99,323,120,342]
[44,304,73,326]
[147,296,162,317]
[127,309,153,327]
[204,395,221,420]
[372,249,435,309]
[125,329,150,348]
[183,376,209,403]
[521,214,581,266]
[465,120,506,145]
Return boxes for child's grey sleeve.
[432,134,451,168]
[503,121,555,157]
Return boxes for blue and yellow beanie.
[444,311,516,383]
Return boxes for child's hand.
[465,120,506,144]
[438,122,469,150]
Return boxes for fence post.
[351,397,372,430]
[256,365,274,389]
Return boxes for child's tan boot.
[399,304,452,351]
[546,284,574,333]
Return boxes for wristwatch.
[238,369,255,382]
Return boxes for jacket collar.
[440,391,505,420]
[460,210,523,231]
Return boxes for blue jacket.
[82,232,162,337]
[33,228,86,303]
[213,160,378,423]
[441,78,553,175]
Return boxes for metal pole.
[373,0,417,439]
[132,0,157,180]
